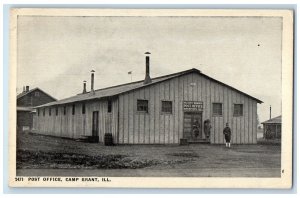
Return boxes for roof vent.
[83,80,87,94]
[91,70,95,94]
[144,52,152,84]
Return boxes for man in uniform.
[204,119,211,141]
[192,120,200,138]
[223,123,232,148]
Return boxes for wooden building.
[34,53,262,144]
[17,86,57,131]
[262,116,282,139]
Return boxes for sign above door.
[183,101,203,112]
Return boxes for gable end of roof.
[17,88,57,101]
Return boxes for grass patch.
[167,152,199,158]
[17,149,193,169]
[17,149,161,169]
[257,138,281,145]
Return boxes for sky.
[17,16,282,124]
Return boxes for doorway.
[92,111,99,137]
[183,112,203,142]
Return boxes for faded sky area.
[17,16,282,124]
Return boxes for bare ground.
[16,131,281,177]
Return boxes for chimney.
[144,52,152,84]
[270,105,272,119]
[83,80,87,94]
[23,86,25,93]
[91,70,95,93]
[26,86,29,92]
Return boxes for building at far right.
[262,115,282,139]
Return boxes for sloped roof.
[36,68,263,108]
[261,116,282,124]
[17,87,57,101]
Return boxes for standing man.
[192,120,200,138]
[204,119,211,141]
[223,123,232,148]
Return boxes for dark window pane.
[72,104,75,115]
[161,101,172,113]
[234,104,243,116]
[213,103,222,116]
[137,100,148,113]
[108,100,112,113]
[82,103,86,114]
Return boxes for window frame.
[136,99,149,113]
[161,100,173,114]
[233,103,243,117]
[212,102,223,116]
[34,91,40,97]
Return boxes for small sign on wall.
[183,101,203,112]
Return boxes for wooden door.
[183,112,203,141]
[92,111,99,137]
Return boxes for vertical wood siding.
[34,72,259,145]
[118,72,259,144]
[34,98,119,143]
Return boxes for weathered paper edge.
[8,8,294,188]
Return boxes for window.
[55,106,58,116]
[63,106,66,115]
[34,91,40,97]
[43,108,45,116]
[82,103,86,114]
[212,103,222,116]
[234,104,243,116]
[161,101,172,114]
[137,99,148,113]
[49,108,51,116]
[108,100,112,113]
[72,104,75,115]
[37,109,40,116]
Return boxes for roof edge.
[35,68,263,107]
[261,115,282,124]
[116,68,263,104]
[17,87,58,101]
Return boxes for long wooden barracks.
[34,52,263,145]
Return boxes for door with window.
[183,112,203,141]
[92,111,99,137]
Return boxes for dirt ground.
[16,131,281,177]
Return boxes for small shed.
[261,116,282,139]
